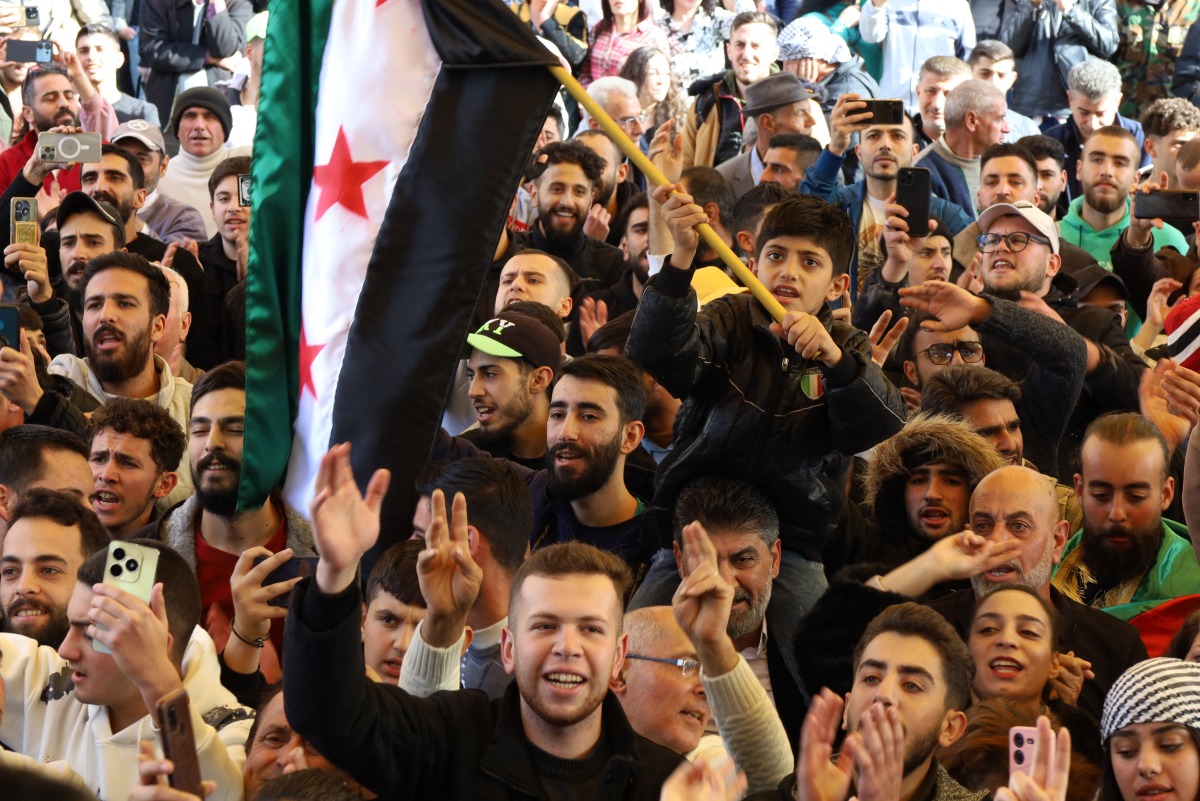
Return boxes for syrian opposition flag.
[241,0,560,566]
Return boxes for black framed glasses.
[918,341,985,365]
[626,654,700,677]
[976,232,1052,253]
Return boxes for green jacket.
[1058,196,1190,271]
[1054,519,1200,621]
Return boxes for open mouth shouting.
[91,489,121,515]
[92,324,124,352]
[772,284,800,305]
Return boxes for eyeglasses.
[626,654,700,677]
[975,232,1052,253]
[616,112,647,130]
[918,341,985,365]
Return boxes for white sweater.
[0,626,253,801]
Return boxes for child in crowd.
[627,186,906,611]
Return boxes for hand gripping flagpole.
[548,65,789,324]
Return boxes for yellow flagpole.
[548,64,788,324]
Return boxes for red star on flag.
[299,325,326,400]
[312,127,390,221]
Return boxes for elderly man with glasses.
[898,200,1139,483]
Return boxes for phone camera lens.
[126,559,138,571]
[109,564,123,577]
[1014,733,1025,747]
[1014,750,1025,766]
[113,547,125,560]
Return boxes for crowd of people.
[3,0,1200,800]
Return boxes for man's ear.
[610,631,629,683]
[465,524,481,556]
[748,255,759,277]
[1075,158,1083,182]
[1162,474,1176,512]
[736,230,754,254]
[152,471,178,500]
[1145,136,1160,160]
[1045,251,1062,281]
[500,626,517,675]
[703,201,720,226]
[0,483,16,522]
[903,359,920,388]
[460,625,474,657]
[619,420,645,454]
[179,310,192,342]
[133,187,146,212]
[825,272,850,302]
[149,312,167,344]
[1051,518,1070,565]
[939,709,968,748]
[529,365,554,395]
[361,603,368,641]
[617,162,629,184]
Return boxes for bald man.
[925,465,1147,719]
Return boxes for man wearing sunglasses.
[899,200,1092,477]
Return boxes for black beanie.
[170,87,233,141]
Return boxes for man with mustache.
[1053,413,1200,621]
[77,144,217,368]
[157,361,314,657]
[47,248,195,507]
[531,354,658,576]
[0,60,117,195]
[506,140,624,298]
[0,489,110,647]
[1059,126,1189,271]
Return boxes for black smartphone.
[1134,190,1200,222]
[253,554,319,607]
[7,40,52,65]
[859,98,905,126]
[896,167,932,237]
[156,689,203,796]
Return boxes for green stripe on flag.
[240,0,333,510]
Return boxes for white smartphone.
[93,540,159,654]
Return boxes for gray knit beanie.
[1100,658,1200,743]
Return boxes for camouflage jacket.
[1117,0,1200,115]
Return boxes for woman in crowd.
[939,586,1103,798]
[1098,658,1200,801]
[619,46,687,145]
[655,0,741,90]
[583,0,669,85]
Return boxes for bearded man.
[1053,413,1200,621]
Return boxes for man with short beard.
[77,144,217,368]
[966,200,1145,480]
[0,489,110,647]
[458,311,563,470]
[531,354,658,576]
[114,120,209,244]
[505,140,624,297]
[157,361,314,656]
[1058,126,1189,270]
[1053,413,1200,621]
[0,61,117,195]
[47,250,195,506]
